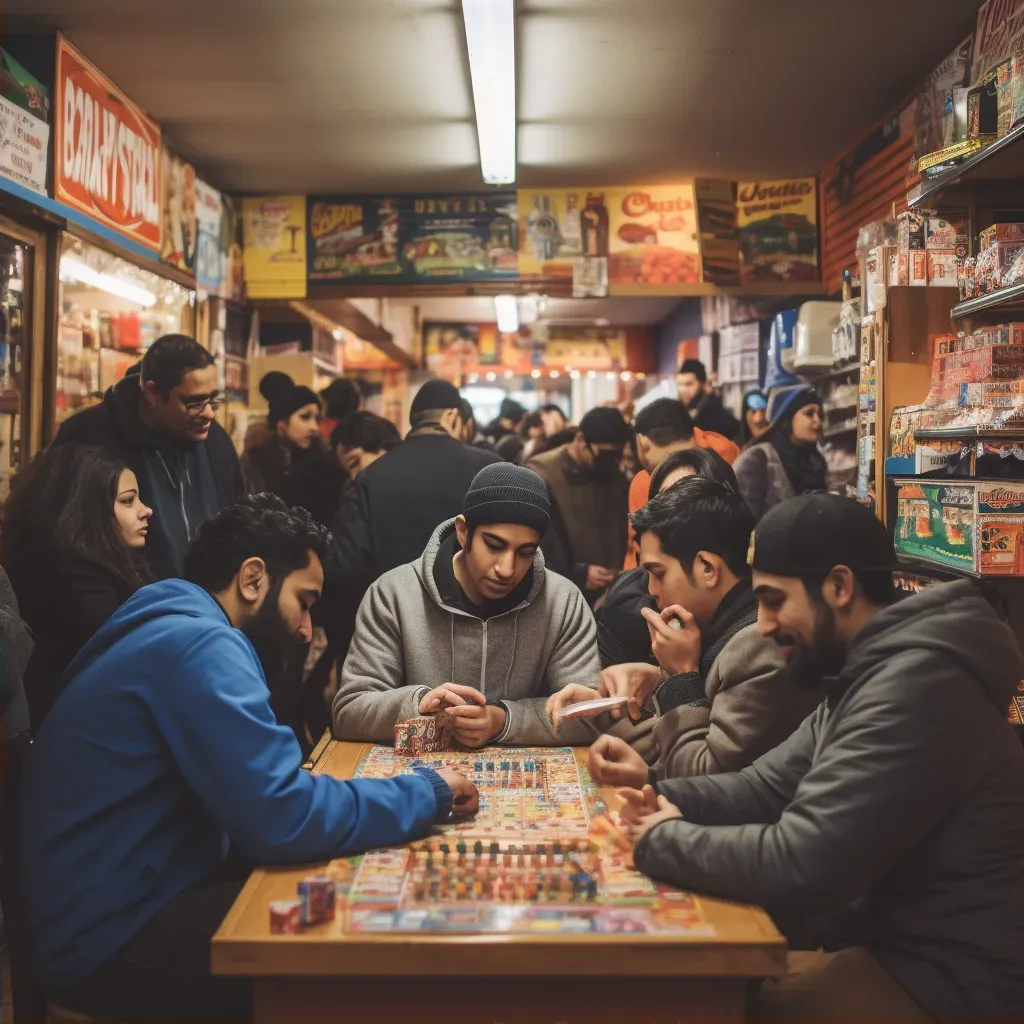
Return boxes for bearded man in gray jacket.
[332,463,600,747]
[624,494,1024,1022]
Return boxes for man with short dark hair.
[330,410,401,481]
[623,398,741,567]
[334,464,599,747]
[676,358,739,441]
[528,406,632,601]
[19,495,478,1022]
[549,479,816,778]
[53,334,243,578]
[624,494,1024,1022]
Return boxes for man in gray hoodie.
[625,494,1024,1021]
[333,463,600,747]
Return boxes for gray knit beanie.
[463,463,550,535]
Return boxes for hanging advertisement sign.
[307,192,518,282]
[160,149,196,272]
[606,185,699,287]
[736,178,819,284]
[219,194,244,302]
[242,195,307,299]
[401,193,517,280]
[0,48,50,194]
[194,179,222,297]
[54,36,161,251]
[518,189,590,277]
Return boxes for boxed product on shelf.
[998,60,1015,137]
[886,406,960,475]
[978,223,1024,250]
[894,479,1024,575]
[1013,52,1024,130]
[927,250,958,284]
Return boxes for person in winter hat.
[334,462,601,748]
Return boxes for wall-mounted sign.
[194,179,222,297]
[161,149,196,271]
[736,178,819,284]
[0,48,50,195]
[242,195,307,299]
[306,192,517,282]
[54,36,161,251]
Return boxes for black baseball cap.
[748,493,898,577]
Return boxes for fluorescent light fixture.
[494,294,518,333]
[462,0,516,184]
[60,256,157,308]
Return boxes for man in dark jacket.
[548,480,816,774]
[484,396,526,445]
[625,494,1024,1021]
[528,406,630,602]
[53,335,243,579]
[676,358,739,441]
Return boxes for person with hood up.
[52,334,243,579]
[528,406,632,602]
[676,358,740,440]
[733,384,826,520]
[624,494,1024,1022]
[333,463,601,748]
[18,495,478,1022]
[242,372,344,527]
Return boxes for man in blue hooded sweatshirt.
[18,495,478,1022]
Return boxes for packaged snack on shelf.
[925,217,958,249]
[928,250,958,285]
[974,244,1001,293]
[1013,52,1024,131]
[1003,247,1024,289]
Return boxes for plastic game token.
[554,695,631,720]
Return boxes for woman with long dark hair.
[242,373,344,527]
[734,384,827,520]
[2,444,151,731]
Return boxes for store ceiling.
[7,0,978,193]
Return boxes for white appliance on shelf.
[793,301,842,370]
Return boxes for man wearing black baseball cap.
[529,406,632,601]
[624,494,1024,1021]
[335,463,600,747]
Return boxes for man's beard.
[242,583,309,700]
[778,601,847,691]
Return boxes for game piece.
[297,875,336,925]
[554,695,631,720]
[269,899,301,934]
[393,713,454,756]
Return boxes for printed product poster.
[0,48,50,194]
[218,194,245,302]
[424,322,502,379]
[606,185,700,288]
[160,149,196,272]
[695,178,741,286]
[518,189,592,277]
[914,37,972,160]
[54,35,161,251]
[307,196,403,281]
[972,0,1024,86]
[736,178,819,284]
[542,327,628,371]
[194,179,223,297]
[242,195,307,299]
[402,193,517,280]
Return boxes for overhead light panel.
[494,294,518,333]
[462,0,516,185]
[60,256,157,308]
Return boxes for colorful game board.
[324,745,715,937]
[354,745,605,838]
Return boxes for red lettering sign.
[54,36,161,251]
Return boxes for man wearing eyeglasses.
[54,334,244,579]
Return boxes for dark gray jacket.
[0,566,32,738]
[635,581,1024,1020]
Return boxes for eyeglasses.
[181,393,222,414]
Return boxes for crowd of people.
[1,332,1022,1023]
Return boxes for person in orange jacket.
[623,399,740,569]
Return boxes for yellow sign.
[242,195,307,299]
[736,178,818,285]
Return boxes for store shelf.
[908,122,1024,209]
[823,423,857,439]
[823,401,858,414]
[805,364,860,385]
[896,554,982,581]
[915,426,1024,441]
[950,282,1024,319]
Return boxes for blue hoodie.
[18,579,451,991]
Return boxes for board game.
[298,744,716,938]
[355,744,605,837]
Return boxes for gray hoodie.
[635,581,1024,1020]
[333,520,601,746]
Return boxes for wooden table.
[213,739,785,1023]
